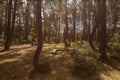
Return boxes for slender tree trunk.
[33,0,43,69]
[10,0,17,45]
[58,16,61,43]
[89,0,100,52]
[31,3,37,46]
[81,0,87,42]
[99,0,107,58]
[43,11,47,42]
[24,3,30,42]
[88,0,91,41]
[4,0,12,50]
[106,0,117,43]
[64,0,70,47]
[3,0,8,44]
[72,2,76,42]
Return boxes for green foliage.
[109,33,120,43]
[65,49,97,78]
[71,42,97,55]
[108,42,120,54]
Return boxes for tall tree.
[72,0,77,42]
[89,0,107,58]
[24,2,30,42]
[89,0,100,52]
[4,0,12,50]
[33,0,43,70]
[64,0,70,47]
[10,0,17,45]
[81,0,87,43]
[99,0,107,58]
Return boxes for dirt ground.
[0,44,120,80]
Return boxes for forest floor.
[0,43,120,80]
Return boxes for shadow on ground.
[0,44,120,80]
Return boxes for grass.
[0,43,120,80]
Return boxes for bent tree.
[33,0,43,70]
[89,0,107,58]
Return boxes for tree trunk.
[89,0,100,52]
[24,2,30,42]
[10,0,17,45]
[106,0,117,43]
[4,0,12,50]
[33,0,43,69]
[3,0,8,44]
[99,0,107,58]
[64,0,70,47]
[72,1,76,42]
[81,0,87,42]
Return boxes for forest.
[0,0,120,80]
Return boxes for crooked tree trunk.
[89,0,100,52]
[33,0,43,69]
[89,0,107,58]
[106,0,117,43]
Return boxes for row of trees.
[0,0,120,70]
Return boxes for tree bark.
[72,0,76,42]
[33,0,43,69]
[89,0,100,52]
[99,0,107,58]
[106,0,117,43]
[10,0,17,45]
[24,2,30,42]
[64,0,70,47]
[3,0,8,44]
[4,0,12,50]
